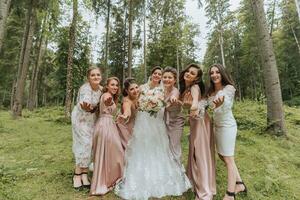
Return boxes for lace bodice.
[76,82,101,109]
[208,85,236,127]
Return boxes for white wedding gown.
[115,110,191,200]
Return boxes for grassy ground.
[0,101,299,200]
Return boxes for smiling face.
[88,68,102,86]
[127,83,140,99]
[107,79,119,95]
[183,66,198,84]
[151,69,162,84]
[209,66,222,85]
[162,72,176,88]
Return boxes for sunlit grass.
[0,101,299,200]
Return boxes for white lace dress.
[115,83,191,200]
[71,82,101,167]
[209,85,237,156]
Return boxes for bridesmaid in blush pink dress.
[162,67,185,164]
[179,63,216,200]
[90,77,124,196]
[116,78,139,149]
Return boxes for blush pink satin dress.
[183,85,216,200]
[164,87,185,164]
[90,94,124,196]
[116,100,137,150]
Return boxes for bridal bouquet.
[138,86,165,117]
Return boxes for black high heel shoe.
[73,172,83,190]
[81,172,91,188]
[236,181,248,195]
[226,191,236,199]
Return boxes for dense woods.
[0,0,299,135]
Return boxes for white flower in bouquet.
[139,86,165,117]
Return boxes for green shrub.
[285,96,300,107]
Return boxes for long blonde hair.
[86,66,101,79]
[102,77,120,103]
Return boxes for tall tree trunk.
[42,87,46,106]
[11,5,31,110]
[128,0,133,77]
[104,0,111,81]
[295,0,300,22]
[219,25,226,68]
[28,14,48,111]
[251,0,286,135]
[176,47,180,88]
[283,0,300,55]
[269,0,277,36]
[143,0,147,82]
[65,0,78,119]
[291,25,300,55]
[27,37,39,108]
[0,0,11,53]
[122,0,127,83]
[10,79,16,109]
[12,0,36,118]
[35,39,48,108]
[180,51,184,71]
[2,89,6,104]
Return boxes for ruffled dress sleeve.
[77,83,92,104]
[214,85,236,113]
[75,83,93,112]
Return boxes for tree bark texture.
[104,0,111,81]
[12,0,36,118]
[127,0,133,77]
[251,0,286,135]
[28,14,48,111]
[65,0,78,119]
[0,0,11,53]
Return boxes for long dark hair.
[122,78,137,96]
[179,63,205,96]
[206,63,235,96]
[151,66,162,75]
[149,66,163,84]
[102,77,120,103]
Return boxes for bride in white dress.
[115,67,191,200]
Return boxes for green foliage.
[274,0,300,102]
[44,19,92,106]
[0,7,26,106]
[203,0,300,105]
[107,3,127,83]
[147,0,199,70]
[284,96,300,106]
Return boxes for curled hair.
[206,63,235,96]
[122,77,137,97]
[179,63,205,97]
[103,77,120,103]
[86,66,101,79]
[163,66,178,81]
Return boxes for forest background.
[0,0,299,131]
[0,0,300,199]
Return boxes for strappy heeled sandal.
[226,190,236,199]
[81,172,91,188]
[73,172,83,190]
[236,181,248,195]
